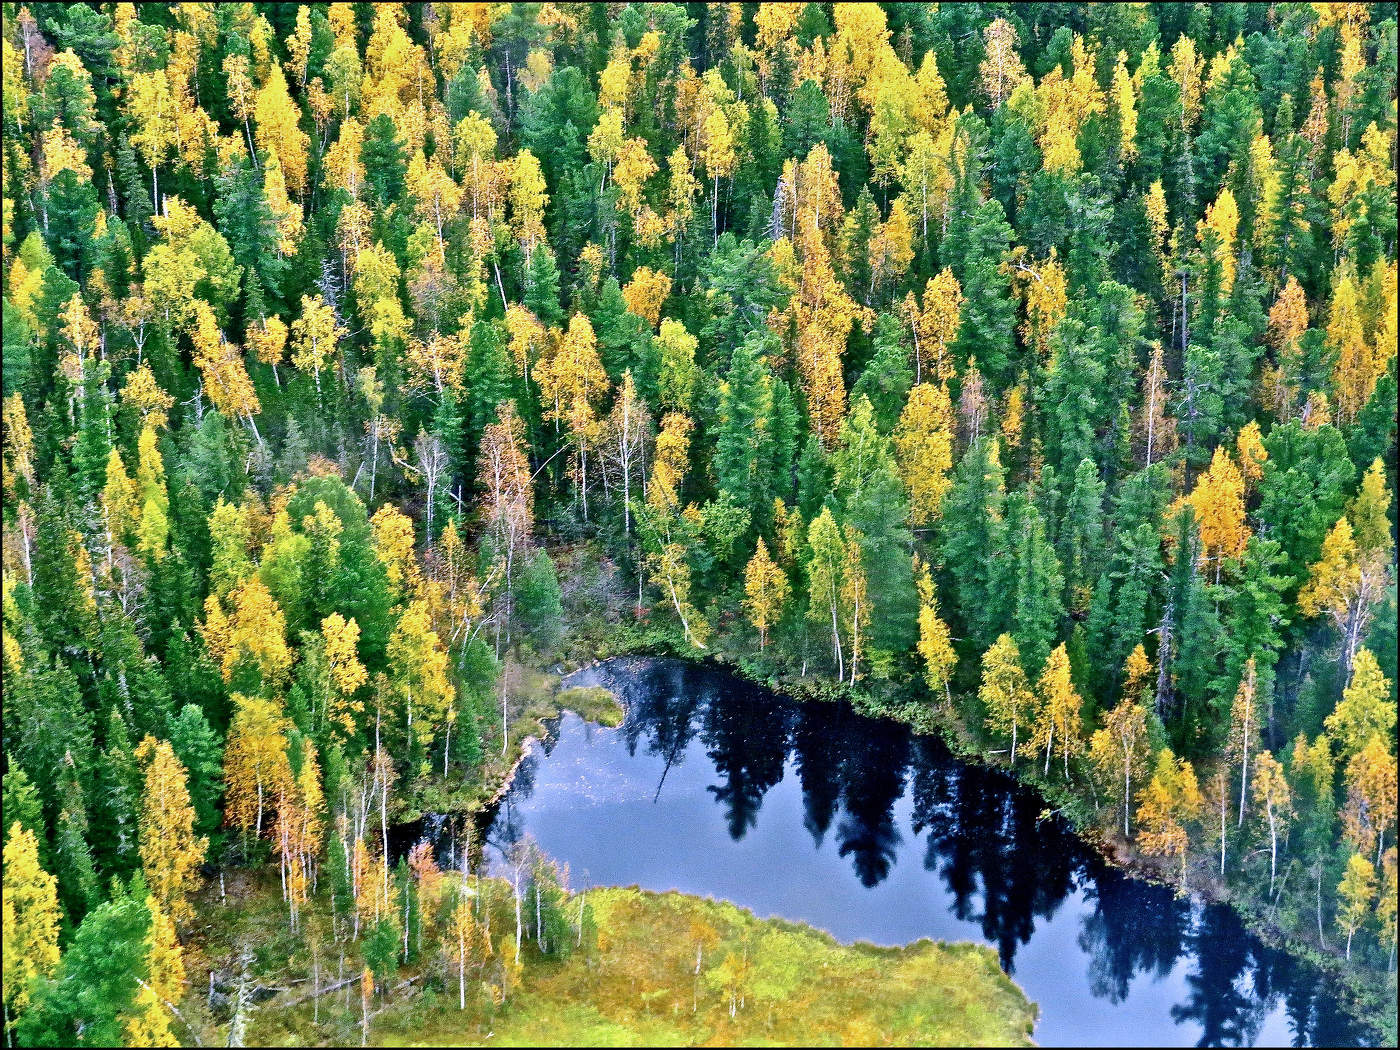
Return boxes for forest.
[0,1,1396,1046]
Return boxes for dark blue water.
[482,658,1370,1047]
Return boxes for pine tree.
[940,438,1008,654]
[833,397,918,656]
[92,708,142,881]
[14,879,152,1048]
[1008,493,1065,678]
[714,334,776,519]
[167,705,224,842]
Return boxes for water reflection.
[481,658,1371,1047]
[1078,872,1187,1003]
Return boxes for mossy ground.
[185,873,1034,1047]
[449,887,1037,1048]
[554,685,625,727]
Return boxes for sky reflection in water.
[484,658,1369,1048]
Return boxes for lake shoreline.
[536,645,1391,1043]
[416,644,1385,1043]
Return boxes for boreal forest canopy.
[0,2,1396,1046]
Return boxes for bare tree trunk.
[1316,858,1328,949]
[1220,783,1227,876]
[513,866,523,966]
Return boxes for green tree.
[15,879,153,1047]
[941,439,1009,655]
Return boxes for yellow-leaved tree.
[743,538,789,651]
[904,269,962,384]
[223,692,293,840]
[894,382,956,526]
[387,600,456,763]
[1299,519,1386,685]
[1136,748,1204,888]
[124,894,184,1048]
[915,557,956,707]
[1251,750,1293,895]
[253,62,310,196]
[641,412,707,649]
[2,823,62,1015]
[290,294,346,395]
[1089,697,1152,839]
[1188,445,1249,582]
[320,612,367,744]
[135,736,207,927]
[1342,735,1397,867]
[1033,643,1085,778]
[980,634,1033,765]
[1336,853,1376,959]
[537,314,609,519]
[1324,648,1393,767]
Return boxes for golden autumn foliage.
[1032,644,1084,778]
[1197,188,1240,292]
[1235,421,1268,489]
[290,294,347,392]
[321,612,367,742]
[621,267,672,329]
[1324,649,1393,767]
[371,503,423,603]
[205,576,294,685]
[3,824,61,1013]
[978,18,1029,108]
[743,538,789,651]
[1188,446,1249,578]
[1136,749,1204,887]
[1348,458,1393,556]
[223,693,293,839]
[792,217,860,447]
[387,599,456,753]
[980,634,1034,764]
[915,558,956,704]
[1337,853,1376,958]
[903,269,961,384]
[124,895,183,1048]
[894,383,956,526]
[135,736,207,927]
[2,7,1398,1025]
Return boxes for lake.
[479,657,1369,1047]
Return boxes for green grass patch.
[555,685,624,726]
[381,886,1035,1047]
[195,873,1034,1047]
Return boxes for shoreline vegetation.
[187,869,1036,1048]
[551,628,1397,1042]
[387,627,1386,1045]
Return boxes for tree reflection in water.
[699,675,791,840]
[480,659,1373,1047]
[834,722,907,887]
[792,703,846,846]
[1078,873,1188,1002]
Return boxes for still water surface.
[481,658,1369,1047]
